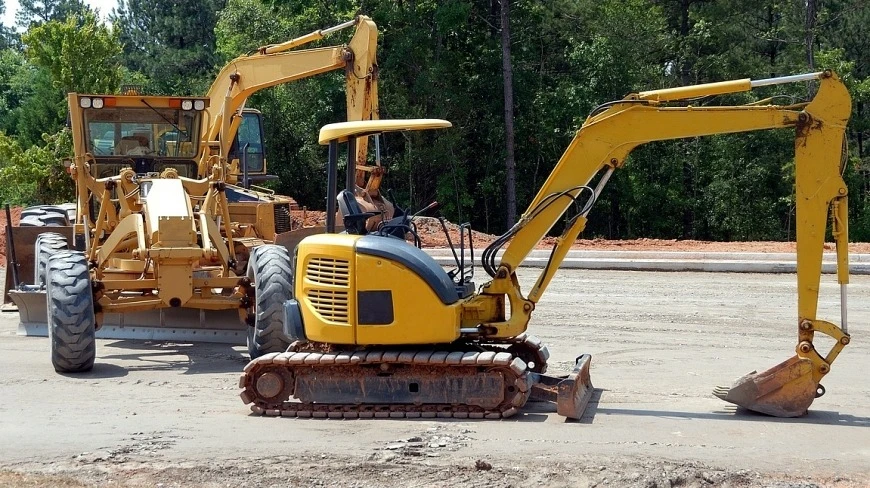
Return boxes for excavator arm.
[467,71,851,417]
[200,16,379,187]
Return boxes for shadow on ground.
[97,339,249,375]
[579,389,870,427]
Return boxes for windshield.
[84,107,202,158]
[228,112,265,173]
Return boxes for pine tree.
[15,0,88,28]
[113,0,226,95]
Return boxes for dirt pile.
[4,208,868,269]
[291,209,326,228]
[0,207,22,268]
[411,216,870,253]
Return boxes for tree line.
[0,0,868,241]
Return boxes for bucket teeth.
[711,386,731,399]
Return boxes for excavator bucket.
[713,355,819,418]
[529,354,595,419]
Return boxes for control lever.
[411,200,440,218]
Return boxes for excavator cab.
[239,119,594,419]
[227,109,274,189]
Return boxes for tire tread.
[20,205,70,227]
[247,245,292,358]
[47,251,96,373]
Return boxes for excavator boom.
[201,15,379,187]
[473,70,850,416]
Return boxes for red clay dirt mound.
[4,208,868,268]
[410,216,870,253]
[0,207,22,267]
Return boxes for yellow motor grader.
[4,16,392,371]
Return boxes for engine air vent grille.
[308,289,349,323]
[273,203,292,234]
[306,257,350,286]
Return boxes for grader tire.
[247,245,292,359]
[20,205,70,227]
[34,232,69,286]
[46,251,96,373]
[57,203,77,223]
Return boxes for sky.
[2,0,118,28]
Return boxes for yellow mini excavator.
[240,71,851,419]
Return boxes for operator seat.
[337,189,371,235]
[114,136,141,155]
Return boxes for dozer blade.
[530,354,594,420]
[713,355,820,417]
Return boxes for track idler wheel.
[241,358,295,409]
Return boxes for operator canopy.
[318,119,452,144]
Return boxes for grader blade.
[2,225,72,303]
[713,355,820,418]
[529,354,594,420]
[10,289,245,344]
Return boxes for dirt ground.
[0,207,21,268]
[4,207,869,268]
[291,210,870,253]
[411,216,870,253]
[1,268,869,487]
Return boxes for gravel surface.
[1,268,869,487]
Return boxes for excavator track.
[239,337,552,419]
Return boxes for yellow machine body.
[295,233,462,345]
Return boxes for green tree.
[0,1,17,49]
[15,0,88,28]
[0,49,30,135]
[114,0,226,95]
[208,0,870,241]
[0,129,74,205]
[22,11,122,94]
[0,11,119,204]
[13,67,65,147]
